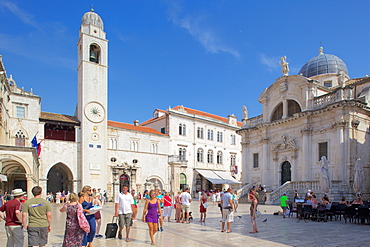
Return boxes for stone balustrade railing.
[236,182,254,198]
[265,181,291,205]
[313,92,337,109]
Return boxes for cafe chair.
[357,207,370,224]
[335,204,346,221]
[288,202,298,217]
[317,204,327,222]
[344,207,357,224]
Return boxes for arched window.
[89,44,101,63]
[207,150,213,163]
[197,148,204,162]
[179,124,186,136]
[179,148,186,161]
[271,102,283,121]
[180,173,187,191]
[15,130,26,146]
[217,151,223,164]
[287,100,301,117]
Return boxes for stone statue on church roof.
[279,56,290,76]
[242,105,248,119]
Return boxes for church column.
[301,128,312,181]
[272,154,279,188]
[335,120,348,183]
[282,98,288,119]
[262,137,270,187]
[241,139,249,183]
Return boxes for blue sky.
[0,0,369,124]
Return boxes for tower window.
[16,106,25,118]
[89,44,101,64]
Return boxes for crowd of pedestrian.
[1,185,260,246]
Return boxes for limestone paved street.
[1,201,369,247]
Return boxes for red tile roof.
[172,106,243,127]
[108,120,168,136]
[40,112,80,124]
[140,115,166,126]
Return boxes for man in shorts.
[0,188,25,247]
[114,185,134,242]
[221,187,234,233]
[22,186,52,247]
[180,188,192,223]
[280,192,288,218]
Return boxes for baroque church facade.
[0,10,242,199]
[237,48,370,202]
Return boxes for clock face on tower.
[84,101,105,123]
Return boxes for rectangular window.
[319,142,328,161]
[253,153,259,168]
[16,106,25,118]
[161,127,165,134]
[97,145,101,148]
[324,81,332,87]
[231,135,236,145]
[89,144,93,148]
[132,141,139,151]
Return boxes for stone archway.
[47,163,73,194]
[281,161,292,185]
[0,156,32,194]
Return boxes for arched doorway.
[180,173,187,191]
[1,160,28,193]
[281,161,291,185]
[47,163,73,194]
[119,174,130,192]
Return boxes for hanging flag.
[31,133,42,157]
[234,166,238,174]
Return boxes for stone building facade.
[237,48,370,202]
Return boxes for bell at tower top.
[81,9,104,30]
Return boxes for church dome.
[298,47,348,78]
[81,10,104,30]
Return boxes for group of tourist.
[0,185,259,246]
[0,186,52,247]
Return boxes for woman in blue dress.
[79,186,96,247]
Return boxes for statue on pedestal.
[279,56,289,76]
[242,105,248,119]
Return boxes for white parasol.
[353,158,364,194]
[320,156,331,193]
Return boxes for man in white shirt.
[221,187,234,233]
[114,186,134,242]
[180,188,192,223]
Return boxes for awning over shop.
[195,169,240,184]
[195,169,225,184]
[213,171,241,184]
[0,174,8,182]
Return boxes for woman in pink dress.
[60,192,85,247]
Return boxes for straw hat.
[13,188,26,197]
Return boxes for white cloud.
[167,1,240,58]
[0,0,38,28]
[259,54,279,72]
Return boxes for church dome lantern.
[81,9,104,30]
[298,47,348,78]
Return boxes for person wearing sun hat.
[0,188,26,247]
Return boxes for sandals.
[118,233,122,239]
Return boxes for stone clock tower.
[77,9,108,190]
